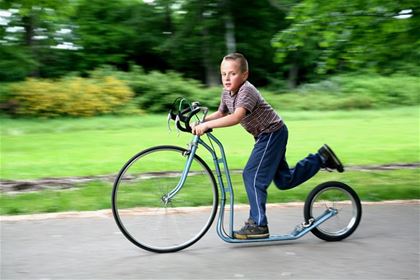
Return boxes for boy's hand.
[190,121,201,133]
[192,123,209,136]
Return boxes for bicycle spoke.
[305,182,362,241]
[112,146,218,253]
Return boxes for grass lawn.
[1,169,418,215]
[1,106,419,180]
[0,106,419,215]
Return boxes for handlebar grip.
[169,101,213,134]
[175,107,200,133]
[175,118,190,132]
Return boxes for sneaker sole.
[323,144,344,173]
[233,233,270,240]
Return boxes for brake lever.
[167,112,173,133]
[174,115,181,136]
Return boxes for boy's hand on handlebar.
[192,123,209,136]
[190,121,199,130]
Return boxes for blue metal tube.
[198,133,234,238]
[206,134,235,236]
[197,132,339,244]
[164,135,200,202]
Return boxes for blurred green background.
[0,0,419,214]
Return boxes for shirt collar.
[229,81,248,97]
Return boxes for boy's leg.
[273,131,344,189]
[273,152,322,190]
[242,126,288,226]
[241,125,342,227]
[273,125,322,189]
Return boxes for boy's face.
[220,59,248,94]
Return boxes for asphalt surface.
[1,201,419,280]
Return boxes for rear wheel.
[304,181,362,241]
[112,146,218,253]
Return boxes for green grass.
[1,106,419,215]
[0,169,418,215]
[1,106,419,180]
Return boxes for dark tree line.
[1,0,418,87]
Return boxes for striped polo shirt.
[218,81,283,137]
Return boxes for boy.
[192,53,344,240]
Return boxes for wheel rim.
[309,186,358,237]
[112,147,217,252]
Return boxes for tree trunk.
[224,14,236,53]
[163,0,173,34]
[288,61,299,89]
[223,0,236,54]
[22,13,39,77]
[199,3,219,87]
[201,26,219,87]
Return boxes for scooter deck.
[219,208,336,243]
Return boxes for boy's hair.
[223,53,249,73]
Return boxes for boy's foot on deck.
[233,219,270,240]
[318,144,345,173]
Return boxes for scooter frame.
[179,132,338,244]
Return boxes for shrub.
[338,74,420,107]
[120,68,206,113]
[9,76,134,117]
[265,74,420,111]
[86,66,209,113]
[3,68,418,117]
[0,83,18,115]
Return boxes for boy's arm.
[193,107,246,135]
[191,110,225,130]
[204,110,226,122]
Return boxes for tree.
[162,0,288,86]
[0,0,77,80]
[1,0,289,87]
[73,0,137,72]
[159,0,226,86]
[272,0,420,87]
[230,0,288,86]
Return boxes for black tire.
[304,181,362,241]
[112,146,218,253]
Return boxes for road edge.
[1,199,419,222]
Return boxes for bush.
[2,68,418,117]
[8,76,134,117]
[116,67,207,113]
[264,74,420,111]
[338,75,420,107]
[87,66,216,113]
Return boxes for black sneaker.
[233,219,269,240]
[318,144,344,173]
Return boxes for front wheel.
[112,146,218,253]
[304,181,362,241]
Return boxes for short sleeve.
[218,92,229,114]
[235,88,258,114]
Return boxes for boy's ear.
[242,71,249,80]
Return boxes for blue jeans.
[242,125,322,226]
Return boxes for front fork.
[162,132,235,236]
[161,135,200,204]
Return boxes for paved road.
[1,202,419,280]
